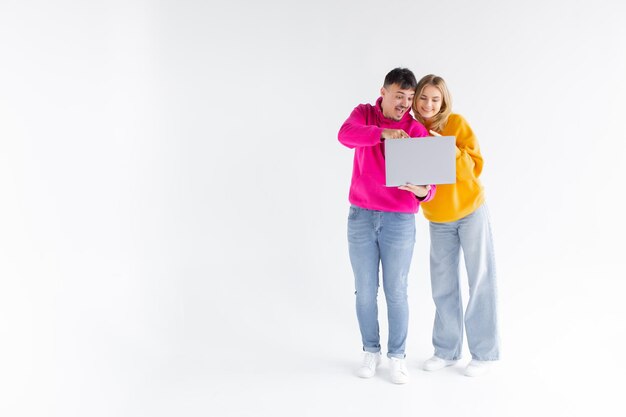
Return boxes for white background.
[1,1,625,416]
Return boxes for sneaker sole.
[392,377,409,384]
[423,361,457,371]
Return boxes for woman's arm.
[450,115,483,182]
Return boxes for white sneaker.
[464,359,493,377]
[356,352,381,378]
[390,357,410,384]
[423,355,457,371]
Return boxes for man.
[338,68,435,384]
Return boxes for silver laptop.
[385,136,456,186]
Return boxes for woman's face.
[415,85,442,120]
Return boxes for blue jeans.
[347,205,416,359]
[429,203,500,361]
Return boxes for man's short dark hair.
[383,68,417,90]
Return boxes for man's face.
[380,84,415,121]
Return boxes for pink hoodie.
[338,97,436,213]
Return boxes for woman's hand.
[398,184,431,198]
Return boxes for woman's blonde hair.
[413,74,453,133]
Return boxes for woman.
[413,74,499,377]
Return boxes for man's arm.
[407,120,429,138]
[338,106,384,149]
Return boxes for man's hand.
[398,184,431,198]
[381,129,410,139]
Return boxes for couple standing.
[338,68,499,384]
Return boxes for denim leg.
[348,206,381,353]
[429,220,464,360]
[379,212,415,359]
[459,204,500,361]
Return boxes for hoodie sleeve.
[452,116,483,182]
[408,120,429,138]
[418,184,437,203]
[338,105,384,149]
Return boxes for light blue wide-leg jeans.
[429,203,500,361]
[348,205,416,359]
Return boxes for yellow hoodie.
[420,113,485,223]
